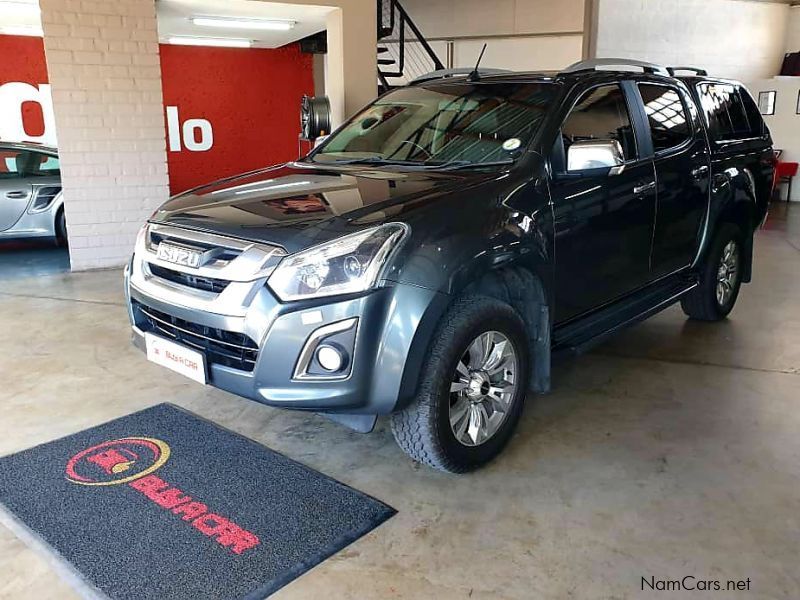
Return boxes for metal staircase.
[377,0,445,92]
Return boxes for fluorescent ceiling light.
[191,17,295,31]
[1,25,43,36]
[168,36,251,48]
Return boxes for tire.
[390,295,530,473]
[55,208,68,247]
[680,223,744,321]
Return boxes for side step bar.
[553,275,698,355]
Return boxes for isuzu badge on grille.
[156,242,203,268]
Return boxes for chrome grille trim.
[139,305,255,352]
[142,223,287,283]
[129,223,287,316]
[133,300,259,372]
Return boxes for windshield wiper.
[436,160,515,170]
[312,156,430,167]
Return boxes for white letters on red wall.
[0,81,56,145]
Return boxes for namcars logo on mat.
[65,437,170,486]
[65,437,260,555]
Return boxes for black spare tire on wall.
[300,95,331,141]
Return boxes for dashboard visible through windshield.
[310,80,556,168]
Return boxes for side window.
[562,85,637,162]
[698,83,751,141]
[0,150,23,179]
[28,152,60,177]
[738,88,766,137]
[638,84,691,153]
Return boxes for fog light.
[316,345,344,372]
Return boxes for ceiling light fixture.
[168,36,252,48]
[0,25,43,36]
[191,17,296,31]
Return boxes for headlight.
[134,223,149,250]
[267,224,408,301]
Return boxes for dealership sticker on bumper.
[145,332,207,384]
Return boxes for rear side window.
[638,84,691,153]
[697,83,756,141]
[562,84,637,161]
[738,89,766,137]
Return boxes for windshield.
[310,81,556,168]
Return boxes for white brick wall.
[595,0,790,81]
[39,0,169,271]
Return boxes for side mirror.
[567,139,625,174]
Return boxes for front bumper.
[124,232,448,420]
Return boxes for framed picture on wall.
[796,91,800,115]
[758,90,776,115]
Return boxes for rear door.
[550,81,657,322]
[0,147,34,231]
[635,82,710,277]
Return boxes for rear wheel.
[390,295,529,473]
[680,223,743,321]
[55,208,68,247]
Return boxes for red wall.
[0,35,313,194]
[159,44,313,194]
[0,35,49,137]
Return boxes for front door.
[0,148,34,231]
[551,82,656,322]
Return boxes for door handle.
[5,190,28,199]
[691,166,709,179]
[633,181,656,195]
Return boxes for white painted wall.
[747,77,800,201]
[399,0,585,38]
[394,0,586,75]
[595,0,790,81]
[787,6,800,54]
[452,36,584,72]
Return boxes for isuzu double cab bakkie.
[125,59,774,473]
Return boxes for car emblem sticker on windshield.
[503,138,521,151]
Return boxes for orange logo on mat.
[65,437,170,486]
[63,435,260,554]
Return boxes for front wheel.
[390,295,529,473]
[681,223,743,321]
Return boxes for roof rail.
[561,58,670,77]
[410,67,511,85]
[667,66,708,77]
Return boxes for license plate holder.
[144,332,207,384]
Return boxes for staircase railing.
[377,0,444,89]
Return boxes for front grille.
[147,263,229,294]
[148,230,241,262]
[133,300,259,372]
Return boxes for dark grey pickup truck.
[125,59,774,472]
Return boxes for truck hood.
[150,162,503,254]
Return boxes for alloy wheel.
[716,240,739,307]
[448,330,518,447]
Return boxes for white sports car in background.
[0,141,66,245]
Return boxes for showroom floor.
[0,240,70,281]
[1,205,798,600]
